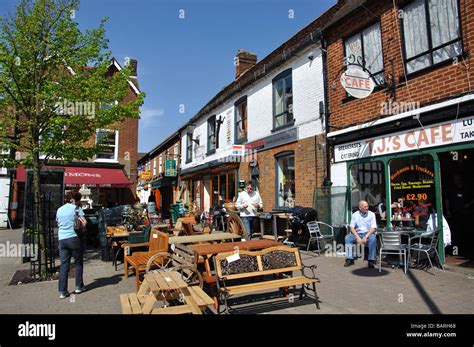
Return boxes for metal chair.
[379,231,408,274]
[409,228,444,271]
[306,221,334,253]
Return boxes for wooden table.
[136,271,213,314]
[189,239,283,283]
[169,232,241,245]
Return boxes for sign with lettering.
[141,171,151,180]
[334,116,474,162]
[246,127,298,151]
[164,160,177,177]
[340,67,375,99]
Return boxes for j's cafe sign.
[334,117,474,162]
[340,67,375,99]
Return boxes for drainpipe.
[321,35,332,187]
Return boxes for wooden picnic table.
[169,232,241,245]
[135,271,213,314]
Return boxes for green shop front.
[329,106,474,264]
[150,160,178,219]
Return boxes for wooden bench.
[214,246,320,314]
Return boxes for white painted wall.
[180,44,325,171]
[331,162,348,187]
[0,177,10,228]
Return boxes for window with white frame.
[174,143,179,160]
[273,69,293,129]
[402,0,462,74]
[207,116,217,154]
[235,96,248,144]
[159,155,163,173]
[186,133,193,163]
[153,159,157,176]
[344,22,384,84]
[96,130,118,161]
[0,149,8,175]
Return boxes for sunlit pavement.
[0,228,473,314]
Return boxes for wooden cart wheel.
[145,252,173,273]
[226,212,249,240]
[145,253,203,288]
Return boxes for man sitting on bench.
[344,200,377,269]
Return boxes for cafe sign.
[340,67,375,99]
[334,116,474,162]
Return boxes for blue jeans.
[345,233,377,261]
[241,217,257,240]
[58,236,84,294]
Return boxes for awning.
[15,166,131,188]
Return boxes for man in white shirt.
[235,182,263,240]
[344,200,377,268]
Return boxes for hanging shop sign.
[164,160,177,177]
[334,116,474,162]
[340,67,375,99]
[141,171,151,180]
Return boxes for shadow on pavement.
[351,267,390,277]
[85,274,123,291]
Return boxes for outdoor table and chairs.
[376,226,443,272]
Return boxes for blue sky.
[1,0,336,153]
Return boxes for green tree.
[0,0,144,275]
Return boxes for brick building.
[8,58,141,226]
[325,0,474,263]
[137,132,180,220]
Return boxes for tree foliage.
[0,0,144,167]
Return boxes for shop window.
[207,116,217,154]
[96,129,118,161]
[401,0,462,74]
[210,172,237,207]
[235,96,247,144]
[389,155,436,229]
[250,162,259,192]
[272,69,293,130]
[275,151,295,208]
[350,161,386,223]
[344,22,384,84]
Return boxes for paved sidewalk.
[0,228,473,314]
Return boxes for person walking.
[56,191,87,299]
[236,182,263,240]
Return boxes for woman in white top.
[235,182,263,239]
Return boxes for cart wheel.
[226,212,249,240]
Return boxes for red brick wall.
[238,136,323,210]
[118,87,139,190]
[326,0,473,131]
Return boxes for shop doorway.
[439,148,474,266]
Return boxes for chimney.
[235,50,257,79]
[129,59,138,77]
